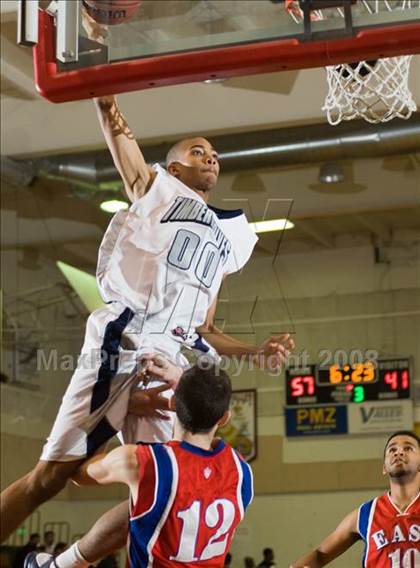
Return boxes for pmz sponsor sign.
[285,406,348,437]
[348,401,413,434]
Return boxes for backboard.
[22,0,420,103]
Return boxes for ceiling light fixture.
[319,162,345,183]
[203,78,226,84]
[100,199,129,213]
[311,162,366,194]
[249,219,294,234]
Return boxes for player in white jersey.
[0,94,294,542]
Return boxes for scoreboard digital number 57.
[286,359,412,406]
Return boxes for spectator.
[53,543,67,557]
[257,548,276,567]
[224,553,233,566]
[13,534,40,568]
[42,532,55,555]
[0,372,9,383]
[244,557,256,568]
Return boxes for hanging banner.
[348,401,413,434]
[285,405,348,437]
[219,389,257,461]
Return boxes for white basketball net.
[323,56,417,125]
[285,0,418,125]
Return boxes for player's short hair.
[165,140,186,168]
[384,430,420,456]
[175,364,231,434]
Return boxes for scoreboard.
[285,358,412,407]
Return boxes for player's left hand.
[128,384,173,420]
[81,5,108,44]
[139,354,183,388]
[252,333,295,372]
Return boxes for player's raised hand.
[252,333,295,372]
[81,5,108,44]
[128,384,173,420]
[139,353,183,388]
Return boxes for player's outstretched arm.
[94,96,156,203]
[197,297,295,371]
[82,7,155,203]
[290,509,360,568]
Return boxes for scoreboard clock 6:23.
[285,358,411,407]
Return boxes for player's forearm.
[199,325,258,357]
[94,97,151,202]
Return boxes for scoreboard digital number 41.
[285,358,412,407]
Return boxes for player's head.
[166,137,220,193]
[263,548,274,561]
[174,363,231,434]
[43,531,54,545]
[29,533,40,545]
[383,430,420,481]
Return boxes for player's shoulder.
[130,163,181,207]
[226,446,253,478]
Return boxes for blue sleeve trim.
[236,451,253,510]
[129,444,174,568]
[208,205,244,219]
[358,499,374,541]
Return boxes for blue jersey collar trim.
[208,205,243,219]
[180,439,226,457]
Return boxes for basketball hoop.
[285,0,418,125]
[323,56,416,125]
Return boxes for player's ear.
[218,410,231,429]
[382,462,387,476]
[168,162,181,178]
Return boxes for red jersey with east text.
[128,440,253,568]
[358,492,420,567]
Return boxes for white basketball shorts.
[40,304,188,462]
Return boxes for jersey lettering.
[408,524,420,542]
[161,197,231,262]
[168,228,228,288]
[201,499,236,560]
[391,525,406,544]
[170,499,236,562]
[388,548,419,568]
[372,530,389,550]
[171,501,200,562]
[167,229,200,271]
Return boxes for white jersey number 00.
[167,229,224,288]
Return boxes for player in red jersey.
[290,430,420,568]
[26,363,252,568]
